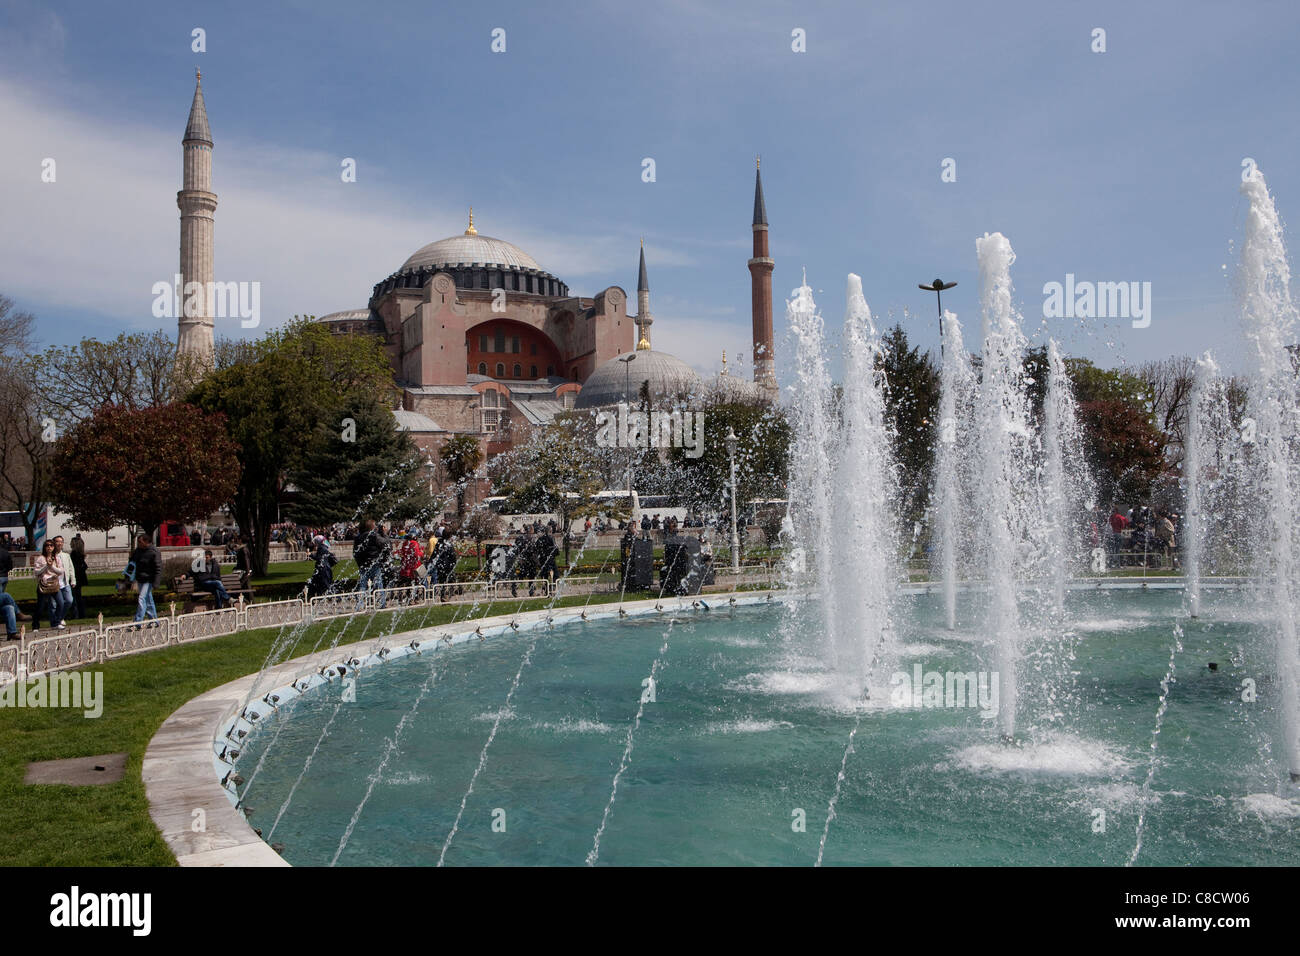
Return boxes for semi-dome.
[575,350,702,409]
[401,234,543,274]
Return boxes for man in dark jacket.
[192,549,231,609]
[352,518,389,608]
[130,534,162,622]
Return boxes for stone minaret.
[635,239,652,350]
[748,157,777,397]
[177,69,216,367]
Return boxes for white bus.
[485,490,648,533]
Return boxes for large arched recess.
[466,318,565,381]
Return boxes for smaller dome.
[575,350,702,409]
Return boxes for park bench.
[172,572,254,613]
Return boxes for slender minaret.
[748,157,777,398]
[177,69,216,367]
[635,238,652,350]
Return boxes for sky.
[3,0,1299,387]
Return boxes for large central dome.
[401,233,543,274]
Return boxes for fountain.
[934,311,973,630]
[1238,169,1300,781]
[972,232,1036,739]
[217,182,1300,870]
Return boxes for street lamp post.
[726,426,740,574]
[917,278,957,357]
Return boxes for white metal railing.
[176,607,241,643]
[103,618,171,660]
[0,561,774,686]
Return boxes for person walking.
[69,534,89,619]
[129,534,162,623]
[53,535,76,622]
[33,541,65,630]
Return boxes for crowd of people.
[1094,505,1180,568]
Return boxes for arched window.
[513,363,522,378]
[496,363,505,377]
[530,364,538,378]
[571,366,579,380]
[546,365,554,377]
[478,362,487,375]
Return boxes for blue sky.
[3,0,1299,385]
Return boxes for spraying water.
[785,274,841,665]
[934,311,973,630]
[1238,169,1300,780]
[1042,339,1093,613]
[973,232,1035,739]
[831,274,898,693]
[1183,352,1220,619]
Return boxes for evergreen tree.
[289,399,434,527]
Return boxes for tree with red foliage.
[1075,398,1166,505]
[47,403,241,539]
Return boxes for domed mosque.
[169,73,778,506]
[314,164,779,462]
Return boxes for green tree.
[47,403,240,539]
[289,399,434,527]
[439,433,484,518]
[879,324,939,523]
[188,319,395,575]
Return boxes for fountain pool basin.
[237,589,1300,865]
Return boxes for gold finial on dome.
[465,207,477,236]
[721,349,728,375]
[196,68,202,81]
[636,335,651,351]
[756,155,760,169]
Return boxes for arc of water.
[438,528,616,865]
[1128,624,1184,866]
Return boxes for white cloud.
[0,77,656,341]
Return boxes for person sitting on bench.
[193,550,231,609]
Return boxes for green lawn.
[0,589,658,866]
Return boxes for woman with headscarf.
[307,534,337,598]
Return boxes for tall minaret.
[635,238,652,350]
[177,69,217,367]
[748,157,777,398]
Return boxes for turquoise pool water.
[238,590,1300,865]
